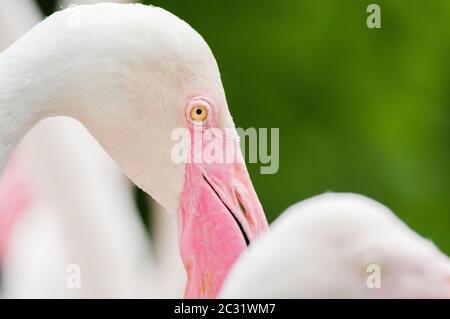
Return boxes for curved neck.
[0,59,43,171]
[0,3,210,216]
[0,30,71,170]
[0,10,128,174]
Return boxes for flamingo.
[220,193,450,298]
[0,3,268,299]
[0,0,179,298]
[1,0,187,299]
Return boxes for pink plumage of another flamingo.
[0,158,32,265]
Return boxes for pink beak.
[178,129,268,298]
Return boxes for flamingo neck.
[0,6,125,174]
[0,4,193,217]
[0,60,44,172]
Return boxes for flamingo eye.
[190,105,208,122]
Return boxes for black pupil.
[196,108,203,115]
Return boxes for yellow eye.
[190,105,208,122]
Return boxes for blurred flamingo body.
[220,193,450,298]
[0,158,31,264]
[0,0,185,298]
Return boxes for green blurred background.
[37,0,450,254]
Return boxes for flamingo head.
[43,4,270,298]
[177,97,269,298]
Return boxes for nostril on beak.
[234,189,256,230]
[236,192,248,218]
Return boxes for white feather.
[1,2,186,298]
[220,193,450,298]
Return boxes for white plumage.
[221,193,450,298]
[0,1,185,298]
[2,2,448,299]
[0,3,230,214]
